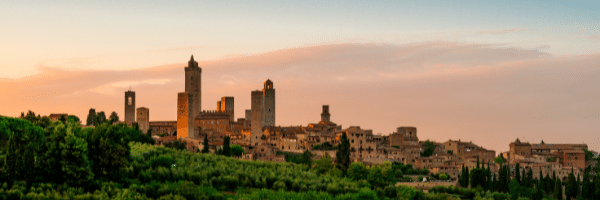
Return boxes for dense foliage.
[3,115,600,199]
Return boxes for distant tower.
[185,55,202,118]
[136,107,149,134]
[177,92,194,139]
[125,90,136,123]
[245,109,251,120]
[262,79,275,126]
[321,105,330,123]
[216,101,222,111]
[220,96,234,121]
[251,91,264,146]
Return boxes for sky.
[1,0,600,153]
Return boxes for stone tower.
[245,109,251,120]
[136,107,149,134]
[177,92,194,139]
[220,96,234,121]
[262,79,275,126]
[250,90,264,146]
[321,105,330,123]
[124,90,136,123]
[185,55,202,119]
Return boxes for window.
[128,97,132,105]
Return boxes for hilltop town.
[37,56,597,183]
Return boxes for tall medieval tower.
[321,105,330,123]
[124,90,136,123]
[185,55,202,118]
[250,91,264,146]
[262,79,275,126]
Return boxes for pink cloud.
[2,43,600,153]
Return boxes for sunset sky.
[1,0,600,153]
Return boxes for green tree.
[301,150,313,166]
[348,162,368,181]
[86,108,96,126]
[515,163,521,184]
[222,136,231,156]
[60,129,94,186]
[202,134,209,153]
[230,144,244,158]
[59,115,67,123]
[109,112,119,124]
[312,154,334,175]
[582,172,591,199]
[335,132,350,173]
[84,123,131,181]
[420,140,436,157]
[367,165,387,188]
[554,178,563,200]
[67,115,80,124]
[565,169,577,200]
[96,111,107,124]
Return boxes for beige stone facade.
[136,107,149,134]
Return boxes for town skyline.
[2,0,600,154]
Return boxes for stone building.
[263,126,305,152]
[48,113,68,121]
[185,55,202,120]
[177,92,194,139]
[124,90,136,123]
[443,140,496,163]
[136,107,149,134]
[556,150,586,170]
[149,121,177,135]
[509,140,532,164]
[336,126,377,159]
[195,110,233,133]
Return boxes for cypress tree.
[576,174,581,197]
[552,171,557,187]
[565,169,576,200]
[335,132,351,173]
[465,166,470,187]
[515,163,522,184]
[201,134,209,153]
[222,136,231,156]
[526,168,533,187]
[521,167,527,186]
[582,172,590,199]
[554,178,563,200]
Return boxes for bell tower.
[124,90,135,123]
[185,55,202,118]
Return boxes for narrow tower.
[321,105,330,123]
[124,90,136,123]
[185,55,202,118]
[136,107,149,134]
[220,96,234,121]
[177,92,194,139]
[262,79,275,126]
[250,91,264,146]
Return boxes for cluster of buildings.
[44,55,594,181]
